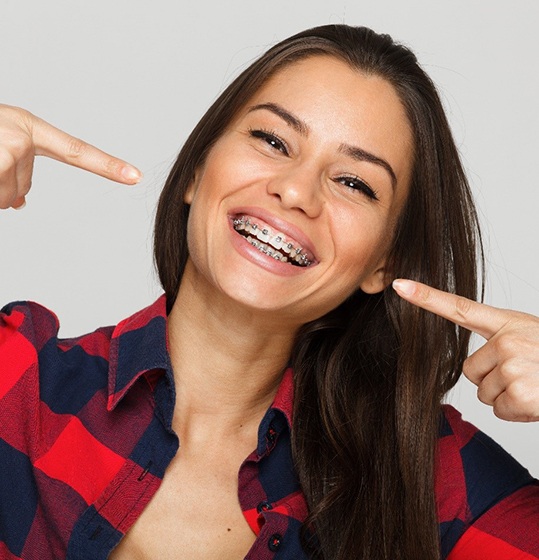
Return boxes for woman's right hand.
[0,104,142,210]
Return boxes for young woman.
[1,24,538,560]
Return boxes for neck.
[167,261,298,445]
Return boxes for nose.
[266,163,323,218]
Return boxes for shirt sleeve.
[447,483,539,559]
[438,405,539,559]
[0,301,61,558]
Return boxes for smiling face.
[183,55,414,324]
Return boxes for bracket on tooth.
[236,217,313,266]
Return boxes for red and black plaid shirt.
[1,297,538,559]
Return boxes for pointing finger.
[30,114,142,185]
[392,279,509,339]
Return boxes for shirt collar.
[107,295,170,411]
[106,295,295,430]
[270,366,294,427]
[254,366,294,457]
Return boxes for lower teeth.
[245,235,303,265]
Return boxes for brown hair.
[154,25,482,559]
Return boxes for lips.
[228,210,317,268]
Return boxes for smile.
[232,215,313,267]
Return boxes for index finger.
[392,279,509,339]
[30,114,142,185]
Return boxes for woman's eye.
[249,129,289,156]
[336,176,379,201]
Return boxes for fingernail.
[392,279,415,297]
[121,166,142,183]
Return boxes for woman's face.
[184,55,414,324]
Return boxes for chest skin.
[108,438,257,560]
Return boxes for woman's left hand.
[393,278,539,422]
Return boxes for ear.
[184,180,196,204]
[359,264,391,295]
[184,166,203,205]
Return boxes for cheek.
[184,185,217,269]
[338,213,395,279]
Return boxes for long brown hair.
[154,25,482,559]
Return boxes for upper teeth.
[233,216,312,267]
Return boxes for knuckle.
[505,380,532,405]
[0,105,30,128]
[0,109,33,154]
[0,148,15,170]
[499,359,520,381]
[454,296,472,320]
[476,386,492,405]
[417,285,432,304]
[493,405,516,422]
[494,334,517,355]
[3,132,32,157]
[103,157,121,177]
[14,107,35,129]
[65,137,87,161]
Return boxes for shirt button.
[267,425,276,443]
[256,500,273,513]
[268,533,282,552]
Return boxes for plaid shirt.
[1,297,538,560]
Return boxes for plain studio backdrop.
[1,1,538,475]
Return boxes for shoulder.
[438,404,532,487]
[1,300,60,350]
[1,300,114,368]
[0,301,115,408]
[437,404,537,557]
[0,301,60,398]
[438,404,533,510]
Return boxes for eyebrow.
[339,145,397,189]
[247,102,397,189]
[247,103,308,135]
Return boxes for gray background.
[1,1,538,474]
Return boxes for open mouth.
[232,215,314,267]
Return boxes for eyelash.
[248,128,379,201]
[335,175,379,201]
[249,128,289,155]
